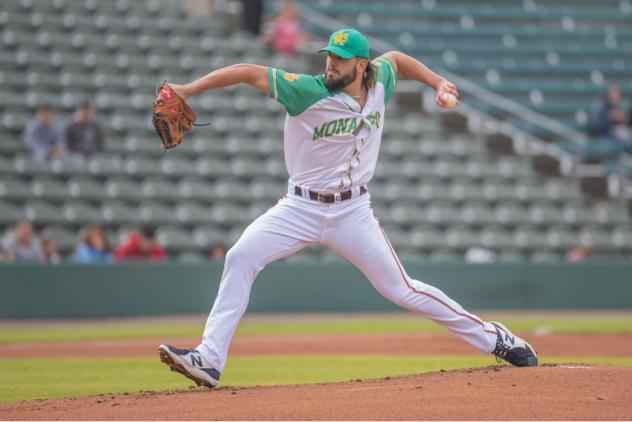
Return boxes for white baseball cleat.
[490,321,538,367]
[158,344,220,388]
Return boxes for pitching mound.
[1,364,631,420]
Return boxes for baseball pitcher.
[158,29,537,388]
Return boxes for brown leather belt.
[293,185,368,203]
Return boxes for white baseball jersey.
[267,56,397,191]
[195,56,502,375]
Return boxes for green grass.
[1,314,629,404]
[1,355,631,404]
[1,314,631,344]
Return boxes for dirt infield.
[2,327,631,420]
[1,332,631,358]
[2,365,631,420]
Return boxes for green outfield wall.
[0,261,631,318]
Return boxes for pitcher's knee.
[224,244,261,271]
[380,285,412,308]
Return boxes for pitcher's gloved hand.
[152,81,198,150]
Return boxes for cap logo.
[333,32,348,46]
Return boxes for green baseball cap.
[318,28,370,59]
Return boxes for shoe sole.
[158,347,218,389]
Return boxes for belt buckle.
[316,192,325,203]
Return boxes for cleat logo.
[504,333,515,345]
[190,354,203,367]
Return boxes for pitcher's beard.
[324,68,357,91]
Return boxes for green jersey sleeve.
[373,55,398,105]
[267,68,331,116]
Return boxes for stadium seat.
[249,180,285,202]
[31,178,67,201]
[210,203,249,225]
[546,228,581,252]
[579,227,620,252]
[192,226,227,248]
[175,202,216,225]
[24,201,65,224]
[63,201,102,224]
[213,179,252,203]
[139,202,176,225]
[479,228,515,250]
[87,157,124,177]
[0,178,32,201]
[160,157,200,178]
[14,157,53,176]
[247,203,273,220]
[176,178,215,203]
[156,226,200,252]
[125,158,161,177]
[513,228,550,250]
[410,227,449,251]
[101,202,139,224]
[593,203,630,226]
[105,178,143,201]
[494,204,530,227]
[142,178,180,201]
[461,204,497,227]
[0,201,23,224]
[51,157,87,176]
[528,204,567,227]
[0,0,629,261]
[446,228,479,250]
[562,206,596,226]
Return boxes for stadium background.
[1,0,631,265]
[0,0,631,417]
[1,0,631,317]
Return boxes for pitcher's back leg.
[324,202,497,353]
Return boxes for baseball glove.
[152,81,197,150]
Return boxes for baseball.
[441,92,458,108]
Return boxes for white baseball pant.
[197,189,498,371]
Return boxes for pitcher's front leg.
[198,197,317,371]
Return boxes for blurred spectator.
[1,220,44,262]
[0,245,14,262]
[66,102,105,157]
[72,224,113,264]
[590,85,632,145]
[208,242,228,261]
[41,235,62,264]
[241,0,263,35]
[23,104,65,160]
[114,227,166,261]
[567,243,594,263]
[261,0,308,55]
